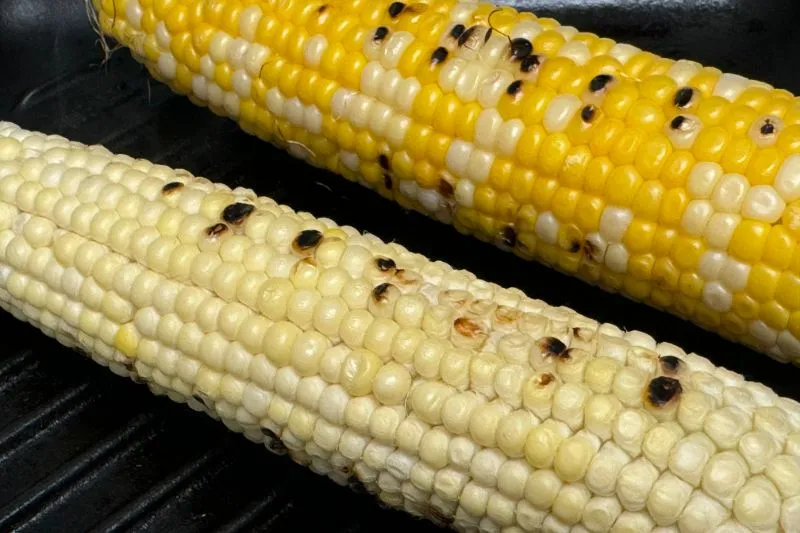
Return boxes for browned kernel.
[373,26,389,42]
[539,336,568,358]
[378,154,390,169]
[376,257,397,271]
[162,181,184,194]
[647,376,683,406]
[658,355,682,374]
[292,229,324,253]
[501,225,517,247]
[372,282,393,302]
[454,317,485,338]
[205,223,228,237]
[221,202,255,224]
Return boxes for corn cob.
[89,0,800,363]
[4,120,800,532]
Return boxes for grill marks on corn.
[161,181,184,194]
[292,229,324,254]
[646,376,683,407]
[659,354,683,375]
[538,336,568,358]
[205,222,228,238]
[221,202,255,225]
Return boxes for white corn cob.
[1,120,800,533]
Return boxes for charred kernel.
[388,2,406,17]
[378,154,390,169]
[670,115,689,130]
[192,393,207,405]
[431,46,449,65]
[293,229,324,252]
[659,355,682,374]
[205,223,228,237]
[520,55,541,73]
[509,38,533,61]
[372,282,393,301]
[539,336,568,358]
[582,240,599,260]
[538,372,555,385]
[760,119,776,135]
[457,25,479,47]
[568,239,581,253]
[673,87,694,108]
[376,257,397,271]
[506,80,523,96]
[449,23,466,39]
[647,376,683,406]
[484,27,493,42]
[501,225,517,247]
[580,105,597,123]
[221,202,255,224]
[589,73,614,93]
[438,177,455,198]
[572,327,593,341]
[317,4,328,13]
[383,174,393,190]
[373,26,389,41]
[453,317,484,338]
[162,181,184,193]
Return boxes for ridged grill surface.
[2,0,800,531]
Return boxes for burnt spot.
[438,176,454,198]
[161,181,184,194]
[673,87,694,108]
[375,257,397,272]
[453,317,485,339]
[449,24,466,39]
[383,174,393,190]
[501,225,517,247]
[426,504,455,526]
[670,115,689,131]
[394,268,421,286]
[221,202,255,224]
[261,427,288,453]
[647,376,683,406]
[457,25,479,47]
[292,229,324,253]
[378,153,390,170]
[431,46,449,65]
[317,4,328,13]
[568,239,581,253]
[580,105,597,123]
[192,394,207,406]
[508,38,533,61]
[372,282,393,302]
[659,355,682,374]
[581,239,599,261]
[537,372,555,386]
[388,1,405,17]
[484,27,493,42]
[205,223,228,238]
[538,336,568,358]
[520,54,540,73]
[760,119,776,135]
[589,73,614,93]
[506,80,523,96]
[373,26,389,42]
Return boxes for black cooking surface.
[2,0,800,531]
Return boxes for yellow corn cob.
[2,120,800,532]
[89,0,800,364]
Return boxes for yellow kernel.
[497,192,520,222]
[732,293,760,320]
[431,94,461,137]
[489,159,515,192]
[762,226,797,271]
[778,124,800,153]
[628,253,655,280]
[551,188,581,222]
[517,204,538,234]
[659,188,688,226]
[678,271,704,298]
[534,31,568,59]
[650,287,674,309]
[763,96,792,118]
[559,68,592,97]
[521,87,556,126]
[530,178,559,212]
[631,180,665,221]
[515,126,545,168]
[748,263,780,302]
[652,227,678,256]
[559,145,592,189]
[640,75,678,105]
[497,89,525,120]
[277,64,302,98]
[723,105,759,137]
[585,53,621,74]
[695,96,731,126]
[688,68,722,97]
[627,99,666,133]
[474,186,497,216]
[721,312,748,337]
[584,156,613,195]
[339,54,366,89]
[671,236,705,270]
[777,273,800,310]
[509,168,536,204]
[624,220,657,253]
[140,9,157,35]
[537,56,575,91]
[455,103,481,142]
[624,276,652,300]
[735,87,773,111]
[575,195,605,232]
[426,133,450,168]
[589,118,625,156]
[659,151,695,188]
[760,301,790,330]
[635,134,672,180]
[692,126,730,162]
[610,129,644,166]
[537,134,571,177]
[354,131,379,161]
[214,64,233,92]
[603,81,639,119]
[624,51,657,78]
[720,137,756,174]
[391,151,414,180]
[746,147,783,185]
[398,40,428,77]
[605,165,642,206]
[412,160,438,189]
[405,124,431,161]
[695,303,722,329]
[730,220,770,263]
[320,43,346,78]
[653,257,680,290]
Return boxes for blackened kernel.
[457,25,479,47]
[293,229,324,251]
[388,2,405,17]
[438,177,454,198]
[520,54,540,73]
[192,394,207,405]
[580,105,597,123]
[449,23,466,39]
[506,80,523,96]
[431,46,449,65]
[378,154,390,169]
[373,26,389,41]
[673,87,694,107]
[538,373,555,386]
[372,282,392,301]
[508,38,533,60]
[376,257,397,271]
[501,225,517,247]
[161,181,184,193]
[659,355,682,374]
[205,223,228,237]
[572,327,593,341]
[761,120,776,135]
[317,4,328,13]
[383,174,393,190]
[581,239,599,260]
[568,239,581,253]
[221,202,255,224]
[539,336,568,358]
[484,27,493,42]
[647,376,683,406]
[589,73,614,93]
[670,115,688,130]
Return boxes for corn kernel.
[575,195,605,232]
[639,75,678,105]
[521,88,557,126]
[610,129,644,166]
[695,96,731,126]
[623,219,656,253]
[455,103,482,142]
[777,273,800,310]
[671,236,705,270]
[659,188,688,226]
[746,147,783,186]
[515,126,545,168]
[509,168,536,204]
[537,134,571,177]
[660,151,695,188]
[535,55,573,89]
[603,81,639,119]
[747,263,780,302]
[589,118,625,156]
[559,146,592,189]
[729,220,770,263]
[635,134,672,180]
[530,178,559,212]
[692,126,730,162]
[605,166,642,206]
[551,188,580,222]
[627,99,666,133]
[760,301,790,330]
[653,257,680,290]
[628,253,655,280]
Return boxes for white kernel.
[742,185,785,223]
[466,150,494,183]
[714,73,750,101]
[775,154,800,202]
[478,70,515,109]
[605,243,630,274]
[445,140,472,179]
[705,213,741,250]
[454,178,475,208]
[475,109,503,150]
[157,54,177,80]
[381,32,414,69]
[544,94,582,133]
[702,281,733,312]
[557,41,590,65]
[712,173,749,213]
[681,200,714,236]
[394,78,420,115]
[667,59,703,85]
[534,212,559,245]
[303,34,327,68]
[599,207,633,243]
